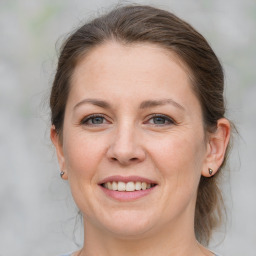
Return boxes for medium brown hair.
[50,4,232,245]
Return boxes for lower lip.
[99,185,157,201]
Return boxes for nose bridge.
[107,119,145,165]
[116,121,136,150]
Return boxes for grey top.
[60,253,220,256]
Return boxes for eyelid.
[80,114,110,126]
[80,113,176,127]
[145,114,176,126]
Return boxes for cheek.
[62,131,108,211]
[149,133,205,187]
[63,131,105,178]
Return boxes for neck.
[78,216,211,256]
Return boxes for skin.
[51,41,230,256]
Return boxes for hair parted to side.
[50,4,233,245]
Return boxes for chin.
[97,210,156,238]
[105,224,154,240]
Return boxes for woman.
[50,4,232,256]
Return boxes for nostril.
[110,157,140,166]
[111,157,137,161]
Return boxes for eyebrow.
[74,98,111,110]
[140,98,185,111]
[73,98,185,111]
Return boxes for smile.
[101,181,156,192]
[99,176,158,201]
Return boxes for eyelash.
[80,114,108,126]
[147,114,175,126]
[80,114,175,127]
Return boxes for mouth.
[99,176,158,201]
[100,181,157,192]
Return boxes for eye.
[81,114,109,126]
[147,114,175,126]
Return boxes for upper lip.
[99,175,158,185]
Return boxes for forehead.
[69,41,200,113]
[73,41,191,80]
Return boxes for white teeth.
[126,181,135,191]
[102,181,154,192]
[112,181,118,190]
[117,181,126,191]
[135,181,142,190]
[141,182,147,190]
[107,182,112,190]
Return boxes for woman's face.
[53,42,212,237]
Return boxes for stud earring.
[60,171,65,178]
[208,168,213,176]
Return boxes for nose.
[106,123,146,166]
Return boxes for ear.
[202,118,231,177]
[50,125,68,180]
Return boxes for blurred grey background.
[0,0,255,255]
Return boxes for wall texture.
[0,0,255,255]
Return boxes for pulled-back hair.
[50,4,232,245]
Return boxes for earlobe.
[60,171,68,180]
[202,118,231,177]
[50,125,68,179]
